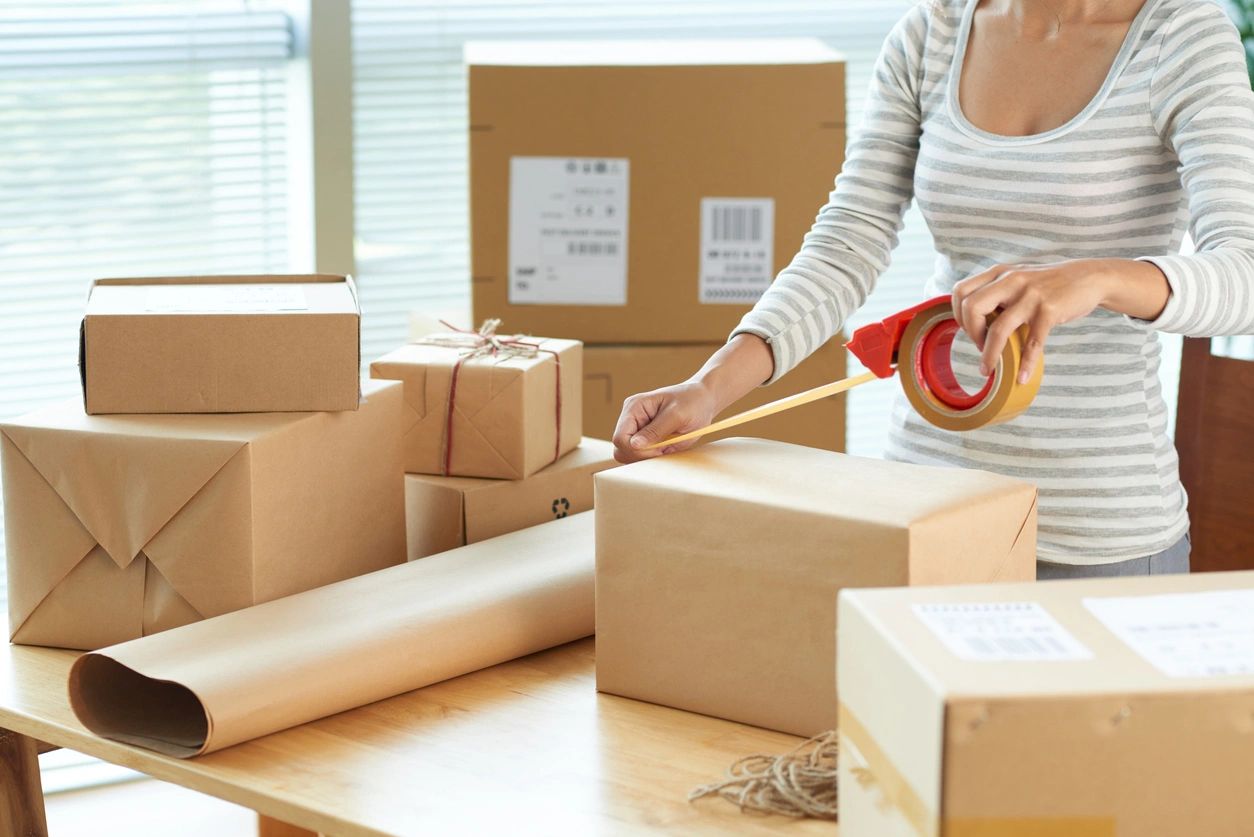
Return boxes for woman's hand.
[611,380,721,462]
[611,333,775,464]
[951,258,1171,383]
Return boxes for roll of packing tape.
[898,300,1042,431]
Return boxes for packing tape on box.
[647,298,1042,449]
[68,513,595,758]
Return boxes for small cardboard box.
[595,438,1037,737]
[80,274,361,414]
[405,437,618,561]
[837,571,1254,837]
[369,336,582,479]
[468,39,845,343]
[0,379,406,651]
[583,340,846,451]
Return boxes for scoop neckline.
[945,0,1161,146]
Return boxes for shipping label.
[913,601,1095,662]
[699,197,774,304]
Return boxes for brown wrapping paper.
[69,512,595,758]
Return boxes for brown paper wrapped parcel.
[594,438,1038,737]
[405,437,617,561]
[0,379,406,651]
[370,333,581,479]
[839,570,1254,837]
[69,512,595,757]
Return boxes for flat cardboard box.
[838,571,1254,837]
[595,438,1037,737]
[80,274,361,414]
[370,337,582,479]
[0,379,407,651]
[468,39,845,343]
[583,341,845,451]
[405,437,617,561]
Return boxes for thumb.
[629,403,689,451]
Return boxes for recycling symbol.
[552,497,571,519]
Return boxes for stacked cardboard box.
[2,275,407,651]
[838,571,1254,837]
[467,39,848,451]
[370,335,618,562]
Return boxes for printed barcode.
[965,636,1054,657]
[566,241,619,256]
[712,205,764,243]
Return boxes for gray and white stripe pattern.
[732,0,1254,563]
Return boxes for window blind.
[0,0,293,788]
[350,0,937,457]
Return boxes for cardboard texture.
[468,39,846,343]
[405,437,617,561]
[0,379,407,651]
[68,512,596,757]
[594,438,1037,737]
[80,274,361,414]
[837,571,1254,837]
[583,341,846,451]
[370,337,581,479]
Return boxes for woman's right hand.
[611,380,720,463]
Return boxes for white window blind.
[351,0,936,457]
[0,0,293,789]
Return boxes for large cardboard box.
[595,438,1037,737]
[583,340,845,451]
[0,380,407,651]
[837,571,1254,837]
[369,336,582,479]
[468,39,845,343]
[405,437,617,561]
[80,274,360,414]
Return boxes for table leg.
[257,813,320,837]
[0,728,48,837]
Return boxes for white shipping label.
[1083,590,1254,678]
[699,197,774,304]
[912,602,1095,662]
[145,284,308,313]
[508,157,629,306]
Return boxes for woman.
[612,0,1254,578]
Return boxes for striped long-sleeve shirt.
[732,0,1254,564]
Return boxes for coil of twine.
[688,730,839,820]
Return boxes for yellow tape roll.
[897,300,1042,431]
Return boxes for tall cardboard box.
[595,438,1037,737]
[468,39,845,343]
[80,274,361,414]
[0,380,407,651]
[583,340,845,451]
[838,571,1254,837]
[405,438,618,561]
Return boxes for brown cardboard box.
[594,438,1037,737]
[405,437,617,561]
[0,379,406,651]
[468,39,845,343]
[583,340,845,451]
[370,337,582,479]
[837,571,1254,837]
[80,274,360,414]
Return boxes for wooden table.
[0,637,835,836]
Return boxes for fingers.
[1016,316,1051,385]
[955,266,1027,351]
[952,263,1014,347]
[978,298,1034,376]
[611,389,701,463]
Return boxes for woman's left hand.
[951,258,1171,384]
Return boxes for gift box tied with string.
[370,320,582,480]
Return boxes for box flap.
[595,438,1034,530]
[465,38,843,67]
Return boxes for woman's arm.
[956,4,1254,379]
[729,3,930,385]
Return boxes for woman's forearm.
[687,333,775,415]
[1096,258,1171,321]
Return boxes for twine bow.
[414,319,563,477]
